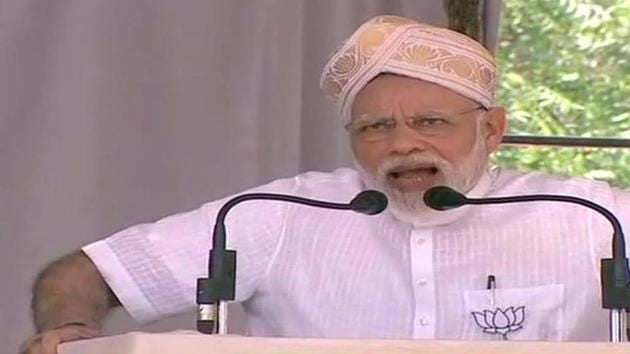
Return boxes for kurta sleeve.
[82,177,298,323]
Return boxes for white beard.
[356,132,490,226]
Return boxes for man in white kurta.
[84,167,630,341]
[83,15,630,341]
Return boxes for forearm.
[31,251,120,332]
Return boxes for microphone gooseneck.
[196,190,388,334]
[424,186,625,258]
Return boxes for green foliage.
[495,0,630,187]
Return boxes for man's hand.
[22,251,120,354]
[20,323,101,354]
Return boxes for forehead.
[350,74,477,118]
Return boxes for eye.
[358,119,394,133]
[412,116,450,127]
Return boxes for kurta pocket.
[462,284,565,341]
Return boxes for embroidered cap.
[320,15,497,121]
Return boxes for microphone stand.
[196,191,387,334]
[467,195,630,342]
[425,187,630,342]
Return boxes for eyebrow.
[355,113,391,120]
[355,109,453,120]
[414,109,453,116]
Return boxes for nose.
[386,123,428,155]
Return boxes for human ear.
[483,106,507,152]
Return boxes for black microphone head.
[350,190,388,215]
[423,186,468,210]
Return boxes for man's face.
[350,74,505,213]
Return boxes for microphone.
[350,190,389,215]
[196,190,388,334]
[423,185,630,342]
[423,186,468,211]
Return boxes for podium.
[59,332,630,354]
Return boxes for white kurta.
[83,167,630,341]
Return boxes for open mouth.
[385,165,440,191]
[388,166,439,180]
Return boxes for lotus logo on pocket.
[471,306,526,340]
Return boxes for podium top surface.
[59,331,630,354]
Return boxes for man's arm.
[22,251,120,354]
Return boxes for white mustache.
[376,153,449,179]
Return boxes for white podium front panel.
[59,332,630,354]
